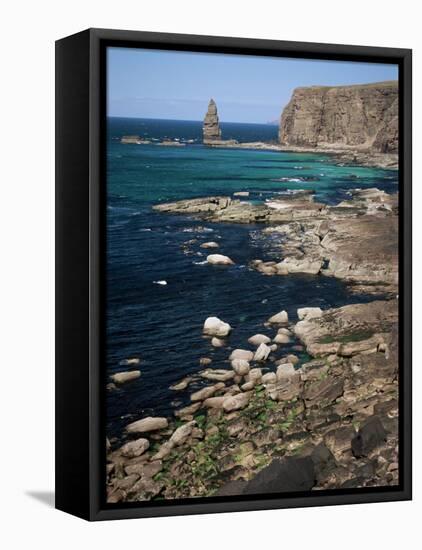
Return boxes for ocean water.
[106,117,398,440]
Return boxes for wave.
[271,176,319,183]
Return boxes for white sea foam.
[153,280,167,285]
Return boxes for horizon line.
[107,115,279,126]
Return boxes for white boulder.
[297,307,323,320]
[203,316,232,337]
[207,254,234,265]
[268,310,289,324]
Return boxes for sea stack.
[203,99,222,143]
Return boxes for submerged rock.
[200,241,220,249]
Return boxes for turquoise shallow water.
[106,117,398,440]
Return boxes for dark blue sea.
[106,117,398,440]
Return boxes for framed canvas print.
[55,28,412,521]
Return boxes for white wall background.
[1,1,419,548]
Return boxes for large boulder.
[254,343,272,361]
[169,421,196,446]
[203,316,232,337]
[222,392,252,412]
[201,369,235,382]
[242,457,316,494]
[119,438,150,458]
[229,349,254,361]
[231,358,250,376]
[273,333,290,344]
[351,416,387,457]
[276,363,296,381]
[111,370,141,384]
[207,254,234,265]
[126,416,168,434]
[268,310,289,324]
[248,334,271,346]
[190,382,225,402]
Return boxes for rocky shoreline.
[107,298,398,503]
[106,184,399,503]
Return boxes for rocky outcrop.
[153,188,398,296]
[279,81,398,153]
[203,99,222,143]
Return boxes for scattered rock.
[223,392,252,412]
[203,396,226,408]
[248,334,271,346]
[126,417,168,434]
[174,402,201,419]
[201,369,235,382]
[169,421,196,446]
[200,241,220,249]
[231,358,250,376]
[273,333,290,344]
[207,254,234,265]
[111,370,141,384]
[262,372,277,384]
[246,368,262,384]
[119,438,150,458]
[268,310,289,324]
[324,426,356,459]
[199,357,212,366]
[170,376,192,391]
[151,441,174,460]
[203,316,232,337]
[276,363,296,381]
[254,343,272,361]
[190,382,225,402]
[229,349,254,362]
[211,337,225,347]
[119,357,140,366]
[352,416,387,458]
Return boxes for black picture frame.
[55,28,412,521]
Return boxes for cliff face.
[203,98,222,143]
[279,81,398,153]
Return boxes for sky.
[107,47,398,124]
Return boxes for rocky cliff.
[203,98,222,143]
[279,81,398,153]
